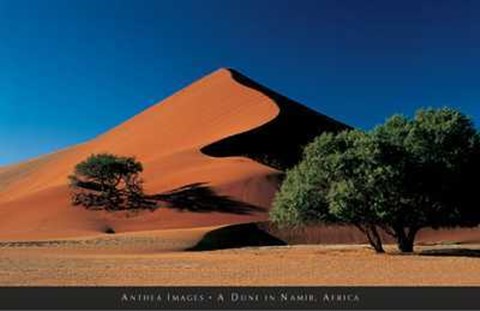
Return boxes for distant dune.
[0,68,348,240]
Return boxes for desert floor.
[0,229,479,286]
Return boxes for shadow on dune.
[201,69,351,170]
[419,248,480,258]
[187,222,286,251]
[148,183,264,215]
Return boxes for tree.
[271,108,480,253]
[69,153,155,211]
[271,130,391,253]
[372,108,480,251]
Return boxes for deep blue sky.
[1,0,479,165]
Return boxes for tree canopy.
[69,153,156,211]
[271,108,480,253]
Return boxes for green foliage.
[271,108,480,253]
[69,153,155,211]
[372,108,480,230]
[73,153,143,186]
[271,133,337,226]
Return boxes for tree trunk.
[395,227,419,253]
[369,225,385,253]
[356,224,385,253]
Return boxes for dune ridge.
[202,69,350,169]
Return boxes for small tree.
[271,108,480,253]
[69,153,155,211]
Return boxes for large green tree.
[271,108,480,253]
[69,153,155,211]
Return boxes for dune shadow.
[147,183,264,215]
[187,222,287,251]
[201,69,351,170]
[419,248,480,258]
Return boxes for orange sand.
[0,69,282,239]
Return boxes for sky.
[0,0,479,165]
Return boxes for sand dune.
[1,68,477,246]
[0,68,347,240]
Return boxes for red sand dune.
[0,68,346,240]
[0,68,477,245]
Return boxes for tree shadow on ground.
[419,248,480,258]
[147,183,264,215]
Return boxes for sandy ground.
[1,231,478,286]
